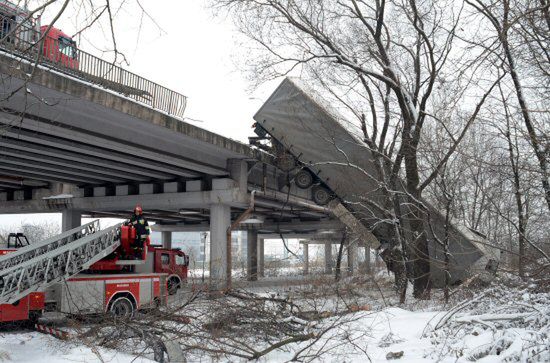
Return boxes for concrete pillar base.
[364,246,372,274]
[258,238,265,278]
[247,230,258,281]
[61,209,81,232]
[303,241,309,275]
[209,204,231,288]
[324,241,333,274]
[162,231,173,249]
[348,241,358,275]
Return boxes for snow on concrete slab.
[42,194,74,200]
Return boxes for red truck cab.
[147,247,189,294]
[40,25,78,69]
[90,225,189,295]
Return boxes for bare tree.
[212,0,503,299]
[466,0,550,213]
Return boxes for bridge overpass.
[0,49,348,287]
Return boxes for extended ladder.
[0,220,122,305]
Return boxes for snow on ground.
[0,274,547,362]
[262,307,445,362]
[0,331,154,363]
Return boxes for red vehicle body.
[0,292,44,323]
[90,226,189,294]
[140,245,189,294]
[0,243,46,322]
[0,0,79,70]
[40,25,79,69]
[0,225,188,323]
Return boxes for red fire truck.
[0,222,189,323]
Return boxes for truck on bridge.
[0,220,189,323]
[0,0,187,117]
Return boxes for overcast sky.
[1,1,278,229]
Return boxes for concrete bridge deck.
[0,50,345,286]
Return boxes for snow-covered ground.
[260,307,446,362]
[0,331,154,363]
[0,274,547,362]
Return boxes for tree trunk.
[500,1,550,213]
[443,194,452,304]
[505,126,527,279]
[501,80,528,279]
[403,136,431,300]
[334,232,347,281]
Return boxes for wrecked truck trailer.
[252,77,498,287]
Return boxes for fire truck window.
[58,36,76,58]
[161,253,170,265]
[175,255,186,266]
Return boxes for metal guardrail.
[0,14,187,118]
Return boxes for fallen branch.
[454,312,534,323]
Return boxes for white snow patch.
[0,332,154,362]
[42,194,74,200]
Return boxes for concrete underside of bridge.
[0,53,348,287]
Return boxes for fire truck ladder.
[0,220,122,305]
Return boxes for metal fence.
[0,14,187,118]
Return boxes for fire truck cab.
[89,225,189,295]
[136,246,189,295]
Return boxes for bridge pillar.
[247,229,258,281]
[228,159,248,193]
[258,237,265,278]
[324,241,333,274]
[162,231,172,249]
[302,241,309,275]
[61,210,81,232]
[209,204,231,288]
[347,241,358,275]
[364,246,372,274]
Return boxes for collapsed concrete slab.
[254,77,499,286]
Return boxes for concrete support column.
[61,209,81,232]
[364,246,372,273]
[228,159,248,193]
[348,241,358,275]
[324,241,333,274]
[247,230,258,281]
[209,204,231,288]
[303,241,309,275]
[258,238,265,278]
[162,231,172,249]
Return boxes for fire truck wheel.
[109,297,135,318]
[167,276,181,295]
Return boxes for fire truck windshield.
[58,36,76,58]
[175,254,188,266]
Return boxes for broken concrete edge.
[327,199,381,249]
